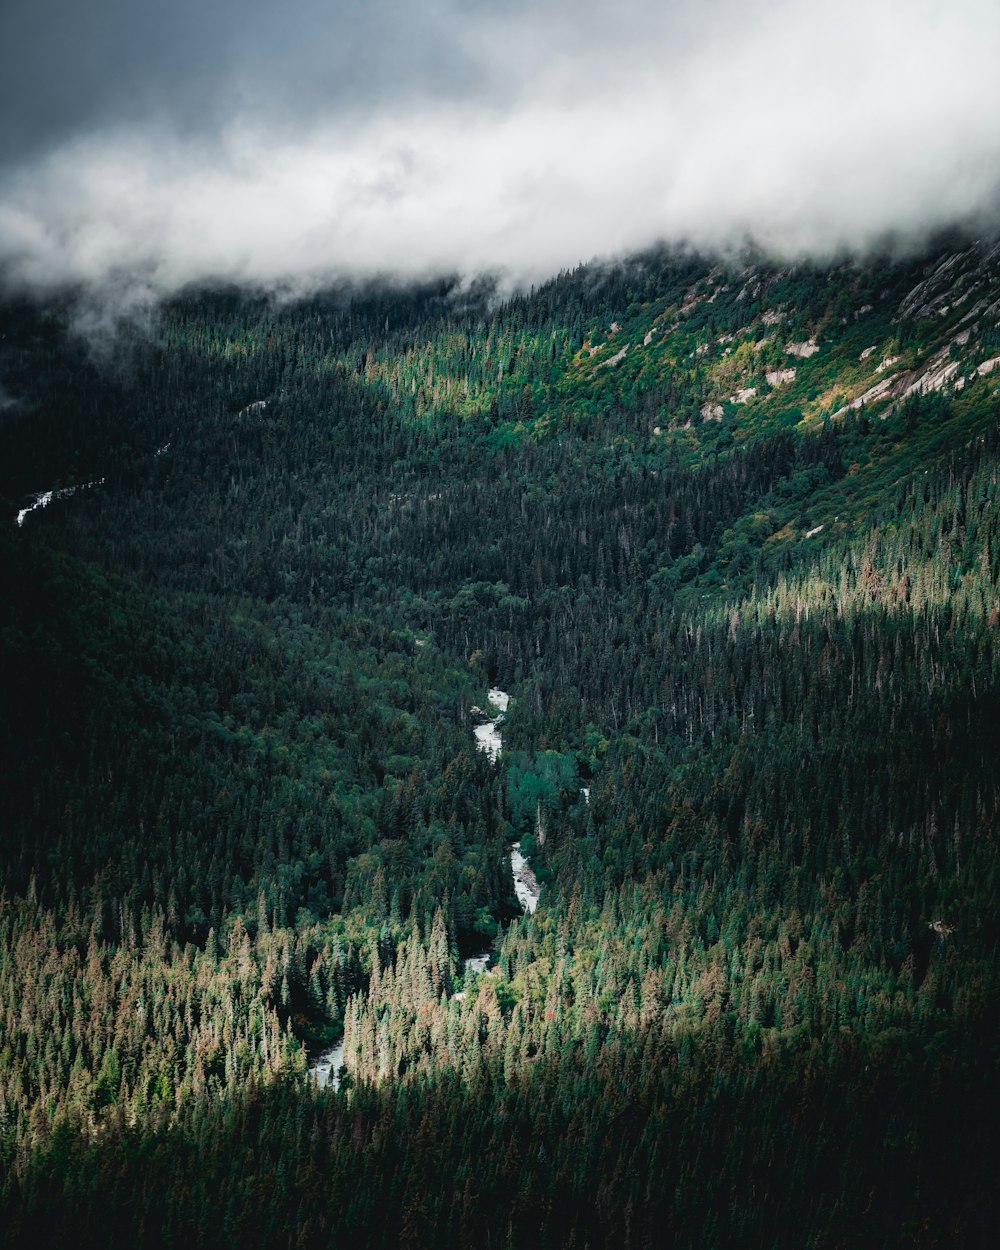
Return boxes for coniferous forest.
[1,239,999,1246]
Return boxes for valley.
[0,238,998,1248]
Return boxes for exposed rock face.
[897,249,977,320]
[896,241,1000,321]
[833,376,898,417]
[903,351,961,398]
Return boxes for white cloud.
[1,0,999,295]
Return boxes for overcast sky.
[1,0,1000,295]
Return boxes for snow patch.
[16,491,54,527]
[15,477,105,527]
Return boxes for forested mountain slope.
[1,237,998,1247]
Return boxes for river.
[309,1038,345,1091]
[510,842,540,915]
[472,687,508,762]
[307,686,537,1086]
[308,946,493,1084]
[472,688,541,914]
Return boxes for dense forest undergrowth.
[1,238,999,1246]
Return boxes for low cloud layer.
[2,0,1000,295]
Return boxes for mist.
[2,0,1000,298]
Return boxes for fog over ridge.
[2,0,1000,296]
